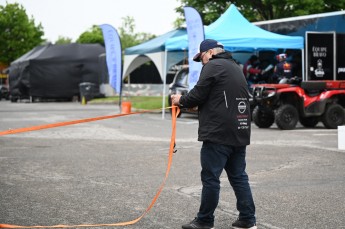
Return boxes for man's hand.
[171,94,182,106]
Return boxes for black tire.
[275,104,299,130]
[321,104,345,129]
[299,116,319,128]
[252,106,275,128]
[10,97,18,103]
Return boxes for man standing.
[171,39,256,229]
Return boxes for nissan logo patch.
[238,101,247,113]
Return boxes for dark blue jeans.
[197,141,256,224]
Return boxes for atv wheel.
[275,104,299,130]
[321,104,345,129]
[299,116,319,128]
[11,97,18,103]
[252,106,274,128]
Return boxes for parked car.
[168,65,197,117]
[0,85,9,100]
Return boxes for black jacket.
[179,52,251,146]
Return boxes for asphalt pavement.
[0,101,344,229]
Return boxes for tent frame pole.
[162,49,168,119]
[301,48,305,81]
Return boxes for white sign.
[338,126,345,150]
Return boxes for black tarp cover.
[9,43,105,99]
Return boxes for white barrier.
[338,126,345,150]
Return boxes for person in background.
[273,53,293,83]
[243,55,265,87]
[171,39,257,229]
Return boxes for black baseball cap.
[193,39,224,62]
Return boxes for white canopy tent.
[123,28,187,83]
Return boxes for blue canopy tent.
[165,4,305,85]
[163,5,305,118]
[165,4,304,52]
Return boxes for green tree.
[0,3,44,65]
[118,16,156,49]
[175,0,229,25]
[55,36,72,45]
[76,25,104,45]
[175,0,345,23]
[76,16,155,51]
